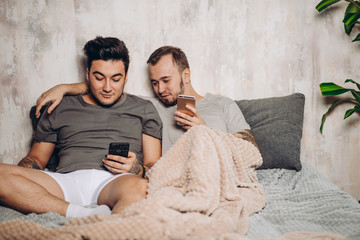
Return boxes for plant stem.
[347,0,360,10]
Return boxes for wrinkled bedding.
[247,164,360,240]
[0,126,265,239]
[0,126,359,239]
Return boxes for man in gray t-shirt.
[146,46,257,154]
[36,94,161,173]
[146,93,249,154]
[35,46,258,168]
[0,37,162,219]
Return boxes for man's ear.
[182,68,191,84]
[124,73,128,85]
[86,68,89,82]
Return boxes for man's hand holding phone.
[175,94,206,130]
[103,142,137,175]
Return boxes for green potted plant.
[316,0,360,133]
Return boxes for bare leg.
[97,174,148,213]
[0,163,68,216]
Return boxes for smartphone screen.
[177,94,196,117]
[108,142,129,157]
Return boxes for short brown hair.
[84,36,130,74]
[147,46,189,74]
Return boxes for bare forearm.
[61,82,89,95]
[234,129,259,150]
[18,156,44,169]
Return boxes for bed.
[0,93,359,240]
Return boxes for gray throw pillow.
[236,93,305,171]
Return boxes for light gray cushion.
[236,93,305,171]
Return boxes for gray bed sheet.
[1,163,359,239]
[247,163,360,240]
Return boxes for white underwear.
[43,169,130,206]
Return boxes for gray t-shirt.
[143,93,249,154]
[34,94,162,173]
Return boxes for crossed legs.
[0,163,148,217]
[0,163,67,215]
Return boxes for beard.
[89,86,123,108]
[95,93,123,108]
[160,79,185,106]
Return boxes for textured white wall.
[1,0,359,199]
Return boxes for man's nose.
[158,82,165,93]
[103,80,111,92]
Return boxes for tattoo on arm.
[129,159,143,176]
[235,130,259,150]
[81,88,90,95]
[18,156,42,169]
[80,84,90,95]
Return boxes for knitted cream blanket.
[0,125,265,240]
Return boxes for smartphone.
[177,94,196,117]
[108,142,129,157]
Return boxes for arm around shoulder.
[36,82,89,118]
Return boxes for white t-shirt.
[142,93,250,155]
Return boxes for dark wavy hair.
[83,36,130,74]
[147,46,189,74]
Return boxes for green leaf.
[320,99,341,133]
[344,79,360,100]
[320,82,351,96]
[344,105,360,119]
[352,33,360,42]
[352,1,360,9]
[319,98,355,133]
[316,0,341,12]
[343,2,360,34]
[320,113,327,133]
[350,90,360,103]
[344,22,354,34]
[343,12,360,26]
[345,2,360,15]
[345,79,360,90]
[344,108,356,119]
